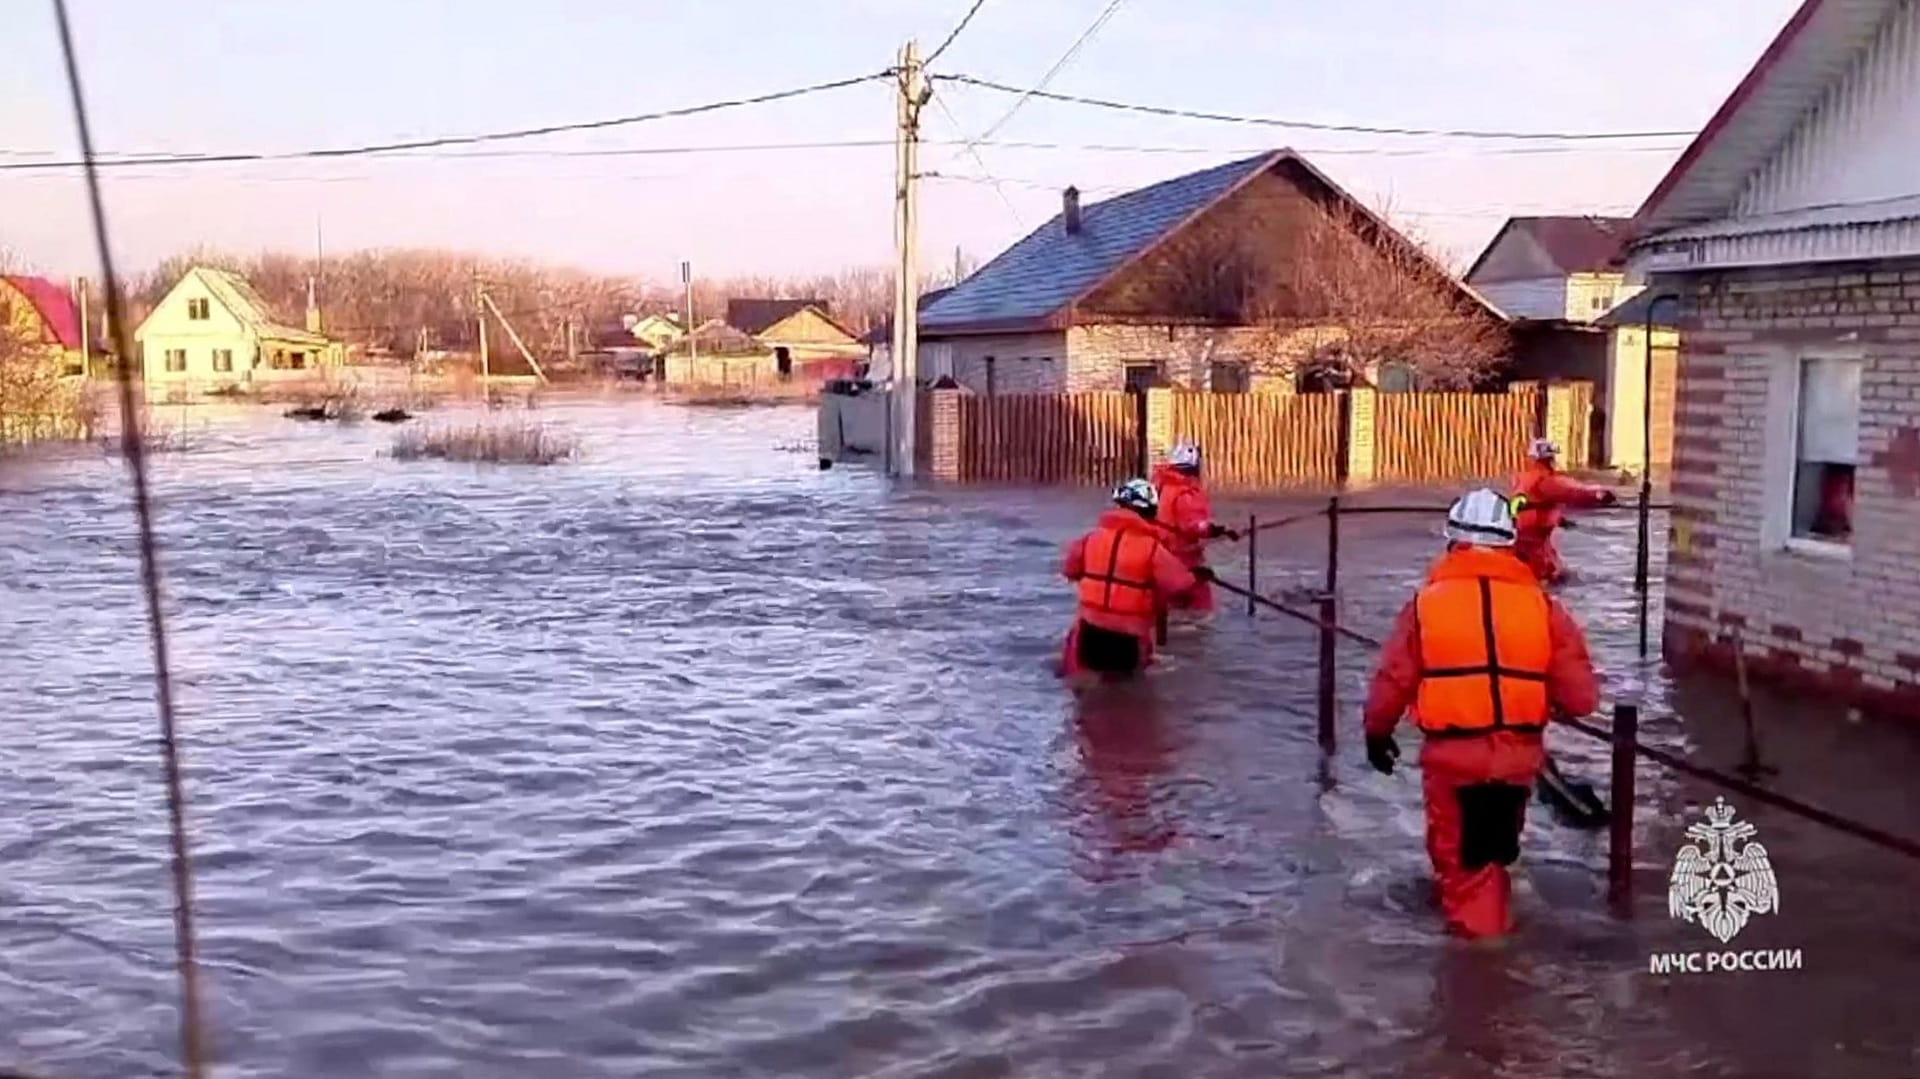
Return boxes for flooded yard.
[2,399,1917,1078]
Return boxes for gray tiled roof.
[920,151,1281,333]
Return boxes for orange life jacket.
[1512,462,1561,537]
[1413,547,1553,737]
[1077,524,1164,618]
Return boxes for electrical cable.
[47,1,210,1077]
[937,73,1700,141]
[926,0,991,64]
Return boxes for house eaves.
[1631,0,1907,241]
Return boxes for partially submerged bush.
[389,419,579,465]
[282,384,364,422]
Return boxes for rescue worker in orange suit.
[1511,437,1618,584]
[1361,488,1601,941]
[1060,479,1207,680]
[1149,442,1239,615]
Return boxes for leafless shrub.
[0,324,90,448]
[389,420,580,465]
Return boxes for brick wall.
[933,332,1067,395]
[1661,257,1920,718]
[1066,324,1308,392]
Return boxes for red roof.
[1465,217,1633,281]
[2,275,83,350]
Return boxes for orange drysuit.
[1060,509,1199,678]
[1511,460,1614,583]
[1150,463,1218,612]
[1362,545,1600,940]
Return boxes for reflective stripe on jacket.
[1412,547,1553,737]
[1077,525,1165,618]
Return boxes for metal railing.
[1220,496,1920,913]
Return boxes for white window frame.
[1764,347,1862,561]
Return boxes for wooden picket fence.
[1374,390,1540,483]
[956,392,1137,484]
[1169,391,1344,488]
[923,384,1589,489]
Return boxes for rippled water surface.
[4,400,1919,1078]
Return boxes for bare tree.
[1143,197,1509,389]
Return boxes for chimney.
[305,275,322,334]
[1062,186,1082,235]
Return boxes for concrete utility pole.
[682,260,696,370]
[475,274,491,392]
[481,290,550,383]
[889,39,930,477]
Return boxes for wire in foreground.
[47,2,209,1077]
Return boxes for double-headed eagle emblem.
[1668,797,1779,943]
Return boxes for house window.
[212,348,233,373]
[1124,363,1165,393]
[1788,357,1858,545]
[1209,361,1250,393]
[187,298,210,320]
[288,351,308,370]
[164,348,187,373]
[1376,362,1417,393]
[984,356,997,397]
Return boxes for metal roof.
[921,149,1503,334]
[919,152,1282,334]
[1,275,83,350]
[1463,217,1634,282]
[1633,0,1905,236]
[194,267,331,344]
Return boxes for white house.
[1627,0,1920,716]
[135,266,341,397]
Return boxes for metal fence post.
[1608,702,1639,915]
[1317,495,1341,754]
[1247,513,1258,618]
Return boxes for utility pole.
[682,260,696,370]
[474,273,490,394]
[889,39,930,477]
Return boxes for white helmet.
[1112,477,1159,514]
[1528,437,1560,461]
[1168,441,1202,471]
[1444,487,1518,547]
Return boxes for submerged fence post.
[1608,702,1639,915]
[1317,495,1341,754]
[1247,513,1258,618]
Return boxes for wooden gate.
[1375,390,1538,483]
[1166,391,1344,488]
[958,393,1138,484]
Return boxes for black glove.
[1599,490,1619,507]
[1207,523,1232,540]
[1191,565,1217,583]
[1365,734,1401,776]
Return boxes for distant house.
[135,267,342,395]
[910,150,1507,396]
[659,300,863,386]
[629,313,685,351]
[0,275,95,377]
[863,287,951,382]
[1465,216,1681,470]
[1625,0,1920,715]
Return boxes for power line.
[975,0,1128,143]
[929,96,1026,230]
[0,72,888,173]
[926,0,991,65]
[937,73,1700,141]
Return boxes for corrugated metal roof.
[1,275,82,350]
[727,298,825,335]
[919,152,1280,333]
[1633,0,1905,236]
[1465,217,1633,281]
[196,267,330,344]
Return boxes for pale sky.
[1,0,1803,284]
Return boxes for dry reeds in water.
[389,419,579,465]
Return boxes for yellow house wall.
[1606,325,1680,471]
[135,276,258,388]
[758,308,860,349]
[664,353,777,385]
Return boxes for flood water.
[3,399,1918,1079]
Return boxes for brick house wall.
[930,332,1067,395]
[1661,256,1920,717]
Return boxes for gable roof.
[727,298,828,336]
[170,266,330,344]
[919,149,1502,334]
[1463,217,1634,282]
[1,275,83,350]
[1632,0,1905,237]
